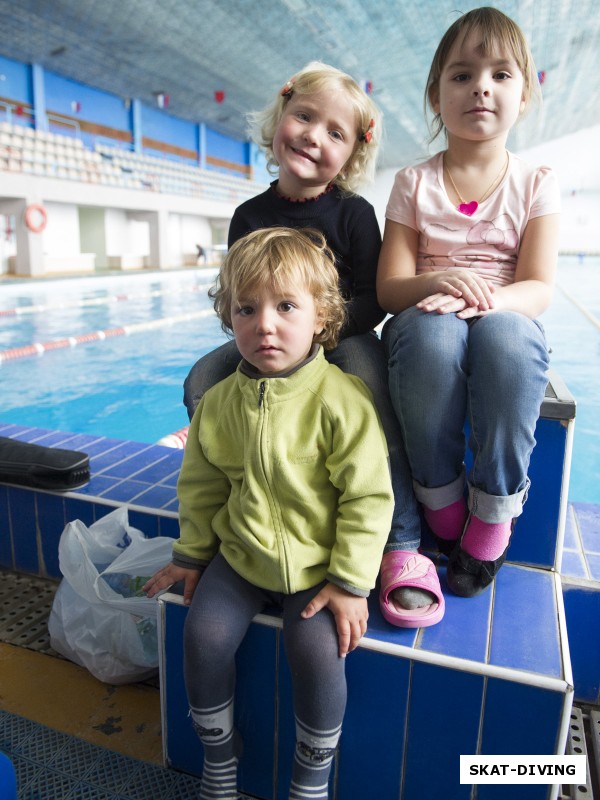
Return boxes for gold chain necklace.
[444,152,509,216]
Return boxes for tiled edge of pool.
[0,421,599,704]
[0,422,182,579]
[0,420,599,582]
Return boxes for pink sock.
[424,499,467,542]
[461,515,511,561]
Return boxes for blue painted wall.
[0,54,250,176]
[0,54,33,121]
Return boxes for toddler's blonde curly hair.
[211,227,347,351]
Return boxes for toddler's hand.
[142,562,203,606]
[301,583,368,657]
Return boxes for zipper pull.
[258,381,266,407]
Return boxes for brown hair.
[425,7,540,141]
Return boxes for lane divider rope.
[156,426,190,449]
[0,282,213,318]
[0,309,215,364]
[557,283,600,330]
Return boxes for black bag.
[0,437,90,491]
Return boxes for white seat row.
[0,121,264,203]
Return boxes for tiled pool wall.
[0,422,181,580]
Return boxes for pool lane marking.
[0,282,213,317]
[557,283,600,330]
[0,309,215,363]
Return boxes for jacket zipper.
[258,380,266,407]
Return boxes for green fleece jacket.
[173,347,394,596]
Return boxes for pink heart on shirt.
[458,201,478,216]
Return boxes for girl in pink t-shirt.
[377,7,560,624]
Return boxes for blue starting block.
[158,561,573,800]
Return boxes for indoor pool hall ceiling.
[0,0,598,169]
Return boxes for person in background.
[377,6,560,619]
[145,227,394,800]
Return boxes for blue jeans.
[183,333,422,550]
[383,308,550,524]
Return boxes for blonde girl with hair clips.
[183,61,423,593]
[376,6,560,621]
[145,227,394,800]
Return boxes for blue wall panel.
[141,103,198,162]
[0,55,32,108]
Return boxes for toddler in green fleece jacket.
[144,227,393,800]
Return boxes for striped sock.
[190,698,239,800]
[289,718,341,800]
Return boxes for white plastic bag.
[48,507,174,684]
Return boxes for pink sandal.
[379,550,445,628]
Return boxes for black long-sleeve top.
[228,182,385,337]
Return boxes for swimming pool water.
[539,256,600,504]
[0,259,598,503]
[0,269,227,442]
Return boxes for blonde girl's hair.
[249,61,382,193]
[425,6,541,142]
[210,227,347,351]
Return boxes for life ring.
[24,204,47,233]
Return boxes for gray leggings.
[183,553,347,751]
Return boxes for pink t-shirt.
[385,151,561,287]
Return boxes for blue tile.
[560,549,588,579]
[101,447,163,479]
[362,592,420,648]
[98,481,150,503]
[586,553,600,582]
[127,510,159,538]
[236,624,278,799]
[129,485,177,510]
[509,417,567,568]
[573,502,600,552]
[64,497,96,528]
[13,427,55,443]
[93,504,121,523]
[161,602,199,778]
[490,566,562,677]
[562,583,600,704]
[478,681,567,800]
[0,485,13,569]
[27,430,80,448]
[420,566,492,663]
[74,474,121,496]
[159,464,182,488]
[130,456,176,484]
[158,516,180,539]
[79,439,124,458]
[337,647,410,800]
[53,433,103,451]
[90,443,149,474]
[36,492,66,579]
[162,497,179,513]
[404,663,482,800]
[9,486,39,574]
[563,505,579,550]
